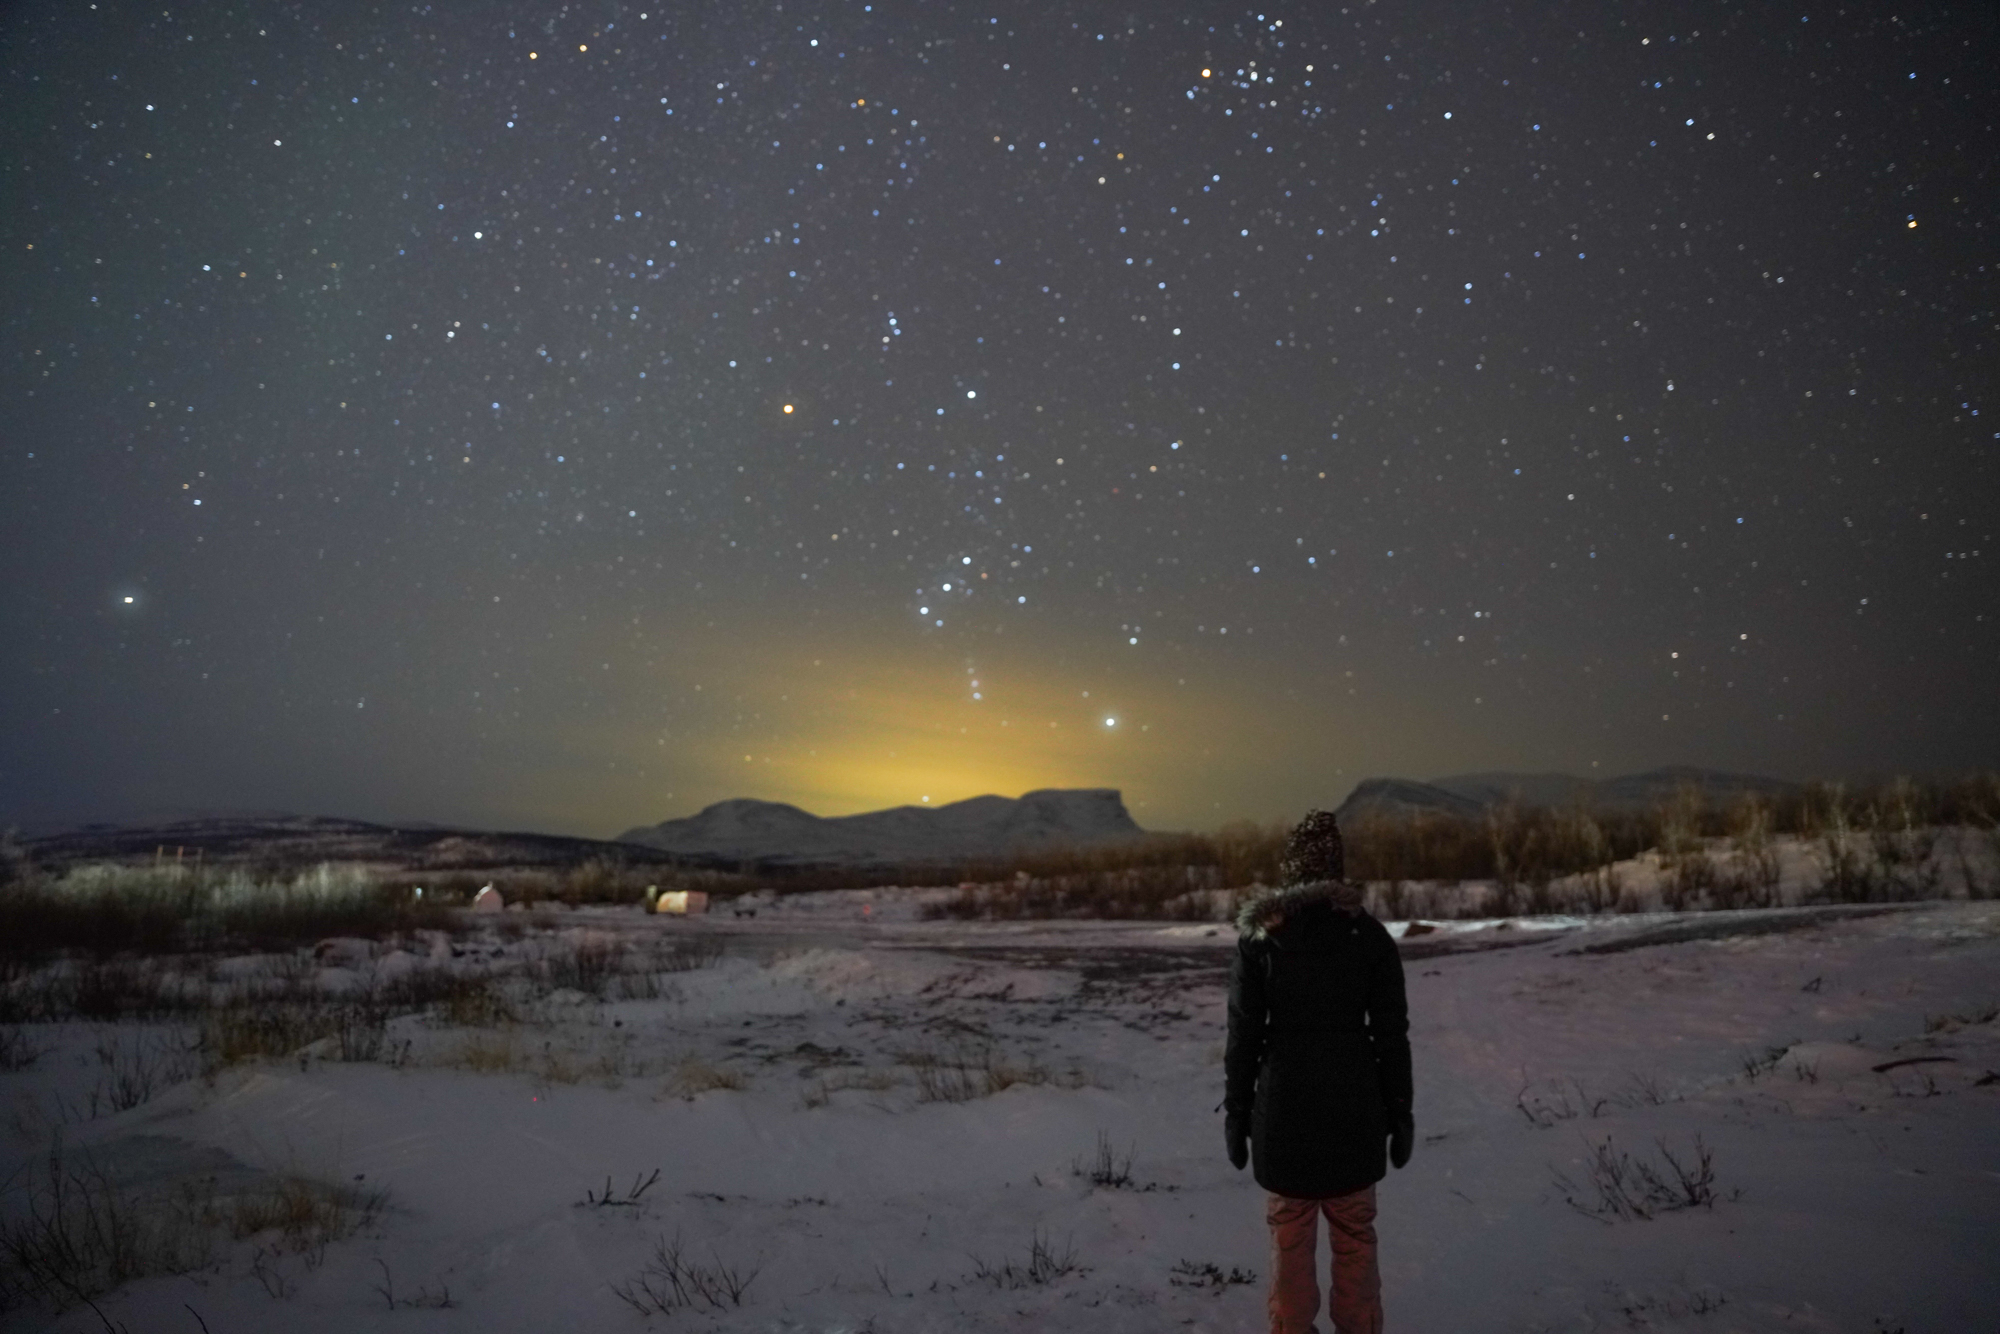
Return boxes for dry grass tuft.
[800,1067,900,1108]
[901,1045,1085,1103]
[216,1176,386,1250]
[660,1058,748,1099]
[450,1033,524,1075]
[968,1230,1083,1288]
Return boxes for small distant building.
[471,883,503,913]
[654,889,709,916]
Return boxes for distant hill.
[617,788,1145,867]
[19,814,707,875]
[1336,766,1797,823]
[1332,778,1489,823]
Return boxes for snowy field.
[3,898,1998,1332]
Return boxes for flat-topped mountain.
[617,788,1144,866]
[1336,766,1796,822]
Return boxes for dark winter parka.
[1225,881,1412,1198]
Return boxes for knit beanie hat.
[1280,810,1346,885]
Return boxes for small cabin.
[652,889,709,916]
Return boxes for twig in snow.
[581,1167,661,1207]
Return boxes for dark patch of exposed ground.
[1562,904,1916,955]
[917,904,1928,989]
[931,928,1580,986]
[929,945,1227,1000]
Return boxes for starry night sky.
[3,2,1995,836]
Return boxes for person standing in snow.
[1225,810,1413,1334]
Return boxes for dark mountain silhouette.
[617,788,1144,866]
[1336,766,1797,822]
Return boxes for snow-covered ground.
[3,900,1997,1332]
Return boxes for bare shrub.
[1951,825,2000,900]
[579,1169,660,1209]
[538,939,622,997]
[561,857,638,904]
[1573,864,1623,915]
[1728,797,1783,896]
[0,864,457,961]
[1515,1078,1612,1128]
[894,773,1999,920]
[368,1257,456,1310]
[926,865,1234,922]
[1490,803,1627,897]
[0,1024,48,1071]
[69,959,189,1021]
[333,1002,390,1062]
[1370,879,1412,921]
[1924,1001,1999,1034]
[199,995,388,1068]
[1738,1045,1790,1081]
[1866,781,1944,900]
[203,1004,337,1066]
[434,975,515,1027]
[1811,786,1884,903]
[1553,1135,1725,1222]
[611,1232,760,1314]
[651,938,726,972]
[0,1139,203,1307]
[1622,1072,1676,1106]
[968,1230,1082,1288]
[63,1030,204,1120]
[1657,784,1722,912]
[1073,1131,1136,1189]
[920,824,1287,921]
[608,940,723,999]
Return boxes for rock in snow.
[617,788,1144,866]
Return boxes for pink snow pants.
[1266,1185,1382,1334]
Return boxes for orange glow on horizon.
[497,602,1460,837]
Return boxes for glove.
[1389,1111,1414,1170]
[1225,1114,1250,1171]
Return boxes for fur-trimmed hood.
[1235,878,1367,938]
